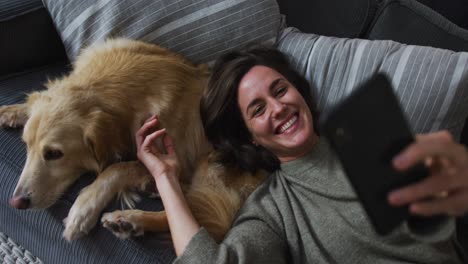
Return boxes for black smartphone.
[319,73,428,235]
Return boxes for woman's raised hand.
[389,130,468,217]
[136,114,179,181]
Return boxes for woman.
[136,47,468,263]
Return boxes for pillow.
[365,0,468,52]
[42,0,282,63]
[276,28,468,141]
[276,0,378,38]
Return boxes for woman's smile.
[275,113,299,134]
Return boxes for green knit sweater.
[175,140,461,264]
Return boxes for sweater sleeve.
[174,219,288,264]
[404,215,456,243]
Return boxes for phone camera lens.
[336,128,345,137]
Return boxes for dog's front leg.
[0,103,29,128]
[63,160,152,241]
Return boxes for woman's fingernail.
[388,191,402,205]
[409,204,421,214]
[393,155,406,168]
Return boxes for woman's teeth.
[278,115,297,133]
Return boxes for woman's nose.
[271,100,287,119]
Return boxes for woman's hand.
[136,114,200,256]
[388,130,468,217]
[136,114,179,182]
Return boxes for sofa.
[0,0,467,263]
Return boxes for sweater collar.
[280,138,331,175]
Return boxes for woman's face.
[238,65,318,162]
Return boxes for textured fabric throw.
[0,232,43,264]
[42,0,282,63]
[277,28,468,140]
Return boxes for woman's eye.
[252,104,265,117]
[275,86,287,97]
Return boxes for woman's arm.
[156,173,200,255]
[135,114,199,255]
[388,130,468,217]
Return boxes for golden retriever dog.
[0,38,266,242]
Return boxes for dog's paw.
[101,210,144,239]
[63,203,101,241]
[0,105,28,128]
[62,217,85,241]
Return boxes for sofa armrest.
[0,0,68,76]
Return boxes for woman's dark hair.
[200,46,318,173]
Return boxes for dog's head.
[10,89,131,209]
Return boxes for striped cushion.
[277,28,468,140]
[42,0,282,63]
[0,0,42,21]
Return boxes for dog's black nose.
[9,196,31,209]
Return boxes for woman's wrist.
[153,171,178,184]
[155,171,201,256]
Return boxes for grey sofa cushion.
[277,28,468,141]
[42,0,282,63]
[416,0,468,29]
[0,64,176,264]
[0,0,67,75]
[277,0,379,38]
[366,0,468,52]
[0,0,42,21]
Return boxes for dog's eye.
[44,149,63,161]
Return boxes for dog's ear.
[83,109,132,171]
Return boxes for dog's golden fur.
[0,38,266,242]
